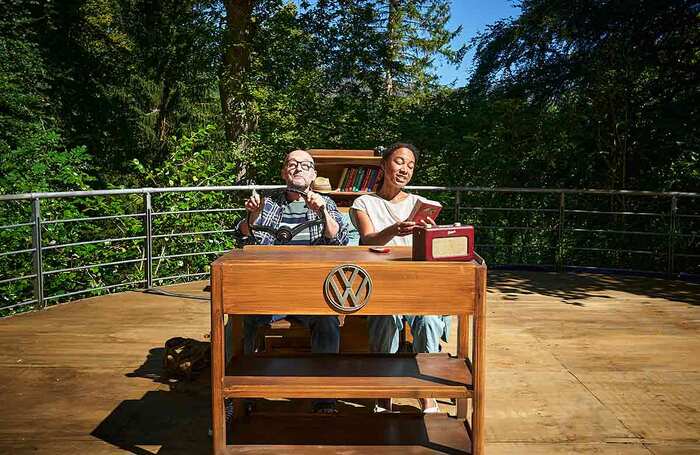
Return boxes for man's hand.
[304,191,327,215]
[244,191,263,224]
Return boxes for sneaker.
[225,398,235,421]
[373,398,392,413]
[312,400,338,414]
[420,398,440,414]
[208,399,235,437]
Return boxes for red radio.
[412,224,475,262]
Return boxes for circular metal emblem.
[323,264,372,313]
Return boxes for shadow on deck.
[0,271,698,454]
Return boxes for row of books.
[337,166,383,192]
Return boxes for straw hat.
[311,176,333,193]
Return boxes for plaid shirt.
[236,190,349,245]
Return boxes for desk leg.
[472,267,487,455]
[211,266,226,455]
[227,315,245,420]
[456,314,469,420]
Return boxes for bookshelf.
[308,149,382,209]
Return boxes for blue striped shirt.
[279,200,311,245]
[235,190,349,245]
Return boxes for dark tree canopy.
[0,0,697,192]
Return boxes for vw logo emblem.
[323,264,372,313]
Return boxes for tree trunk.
[385,0,401,95]
[220,0,255,143]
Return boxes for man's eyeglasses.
[285,160,315,171]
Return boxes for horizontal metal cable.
[460,206,559,213]
[2,185,698,202]
[152,207,244,216]
[0,274,36,285]
[44,257,145,275]
[44,280,147,301]
[568,228,666,237]
[153,272,209,282]
[151,228,237,239]
[42,212,146,225]
[42,235,146,251]
[0,248,34,257]
[1,299,38,312]
[0,185,285,201]
[408,186,700,197]
[478,225,539,231]
[564,209,665,217]
[0,222,34,230]
[571,247,656,255]
[156,250,226,260]
[475,243,556,250]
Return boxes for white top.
[350,193,430,246]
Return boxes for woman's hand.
[394,220,417,236]
[419,216,436,227]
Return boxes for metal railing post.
[31,198,44,309]
[557,192,565,272]
[667,195,677,276]
[144,192,153,289]
[454,190,461,223]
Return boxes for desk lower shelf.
[227,413,472,454]
[224,353,472,399]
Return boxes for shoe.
[420,398,440,414]
[373,398,392,413]
[225,398,235,421]
[312,400,338,414]
[208,399,235,437]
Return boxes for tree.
[382,0,466,95]
[220,0,256,145]
[469,0,699,191]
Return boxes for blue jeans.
[242,315,339,411]
[243,315,340,354]
[368,315,448,353]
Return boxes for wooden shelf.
[227,413,472,454]
[309,149,382,199]
[224,353,472,399]
[328,191,375,196]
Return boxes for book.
[407,198,442,223]
[337,167,349,191]
[352,167,366,192]
[343,168,357,192]
[359,166,373,191]
[370,169,383,191]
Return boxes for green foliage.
[1,0,698,314]
[0,130,95,194]
[468,0,699,191]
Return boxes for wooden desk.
[210,245,487,454]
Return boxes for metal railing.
[1,186,698,316]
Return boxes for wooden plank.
[210,264,226,455]
[227,413,471,453]
[223,353,471,399]
[471,265,487,455]
[217,247,478,315]
[456,314,469,419]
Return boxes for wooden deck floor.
[0,271,698,454]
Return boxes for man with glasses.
[234,149,348,413]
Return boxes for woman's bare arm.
[351,209,415,245]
